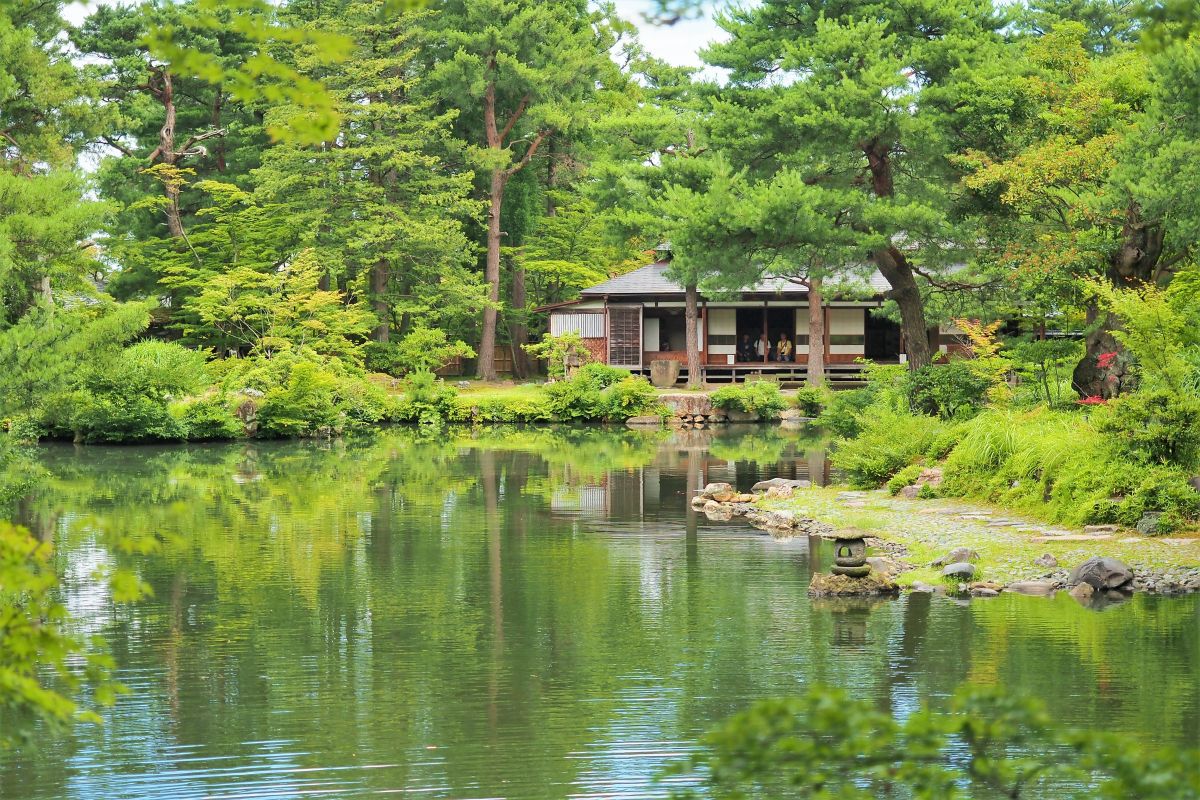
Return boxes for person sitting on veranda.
[737,333,755,362]
[776,333,794,362]
[756,332,771,362]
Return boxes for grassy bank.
[754,484,1200,591]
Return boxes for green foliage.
[0,522,120,749]
[67,392,188,444]
[906,360,992,420]
[604,376,662,419]
[170,394,243,440]
[370,328,474,376]
[1095,390,1200,469]
[816,388,876,438]
[887,463,926,495]
[941,408,1200,529]
[0,302,151,420]
[710,382,787,417]
[186,248,374,365]
[541,365,660,422]
[792,385,827,418]
[457,388,552,424]
[97,340,209,401]
[256,360,340,438]
[524,332,593,380]
[670,682,1200,799]
[395,370,462,427]
[831,408,945,489]
[1006,337,1082,408]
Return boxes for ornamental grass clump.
[830,407,946,488]
[941,408,1200,530]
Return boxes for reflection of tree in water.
[3,429,1197,797]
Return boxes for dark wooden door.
[607,305,642,368]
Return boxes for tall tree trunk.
[806,278,825,386]
[864,144,931,369]
[156,70,184,239]
[685,283,702,388]
[478,167,505,381]
[478,76,547,381]
[510,262,530,378]
[875,246,932,369]
[371,258,389,343]
[1072,204,1167,398]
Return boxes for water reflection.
[1,426,1197,800]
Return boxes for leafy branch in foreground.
[0,522,127,750]
[668,684,1200,799]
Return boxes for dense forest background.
[2,0,1200,421]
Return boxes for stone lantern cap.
[832,527,869,541]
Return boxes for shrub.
[71,394,188,443]
[711,381,787,417]
[602,376,662,419]
[367,327,475,375]
[94,340,209,401]
[6,416,45,445]
[792,385,827,418]
[171,394,243,440]
[574,362,630,389]
[542,363,633,420]
[816,388,875,437]
[831,408,944,488]
[906,360,991,420]
[886,463,925,495]
[257,361,340,438]
[941,408,1200,530]
[1094,390,1200,469]
[335,374,396,426]
[524,332,593,379]
[394,370,461,426]
[458,391,551,424]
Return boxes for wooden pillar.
[701,302,708,363]
[761,300,768,363]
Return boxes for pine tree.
[422,0,618,380]
[257,0,484,351]
[0,2,105,323]
[704,0,1008,369]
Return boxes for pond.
[2,426,1198,799]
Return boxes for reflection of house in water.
[545,430,829,523]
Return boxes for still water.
[2,426,1198,799]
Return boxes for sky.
[62,0,729,69]
[611,0,729,69]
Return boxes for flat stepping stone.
[1031,534,1114,543]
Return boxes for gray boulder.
[1033,553,1059,568]
[933,547,979,567]
[751,477,811,494]
[1069,556,1133,590]
[942,562,976,581]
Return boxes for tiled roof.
[580,261,891,298]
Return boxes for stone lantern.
[831,528,869,578]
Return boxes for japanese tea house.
[542,250,966,383]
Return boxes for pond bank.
[697,481,1200,598]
